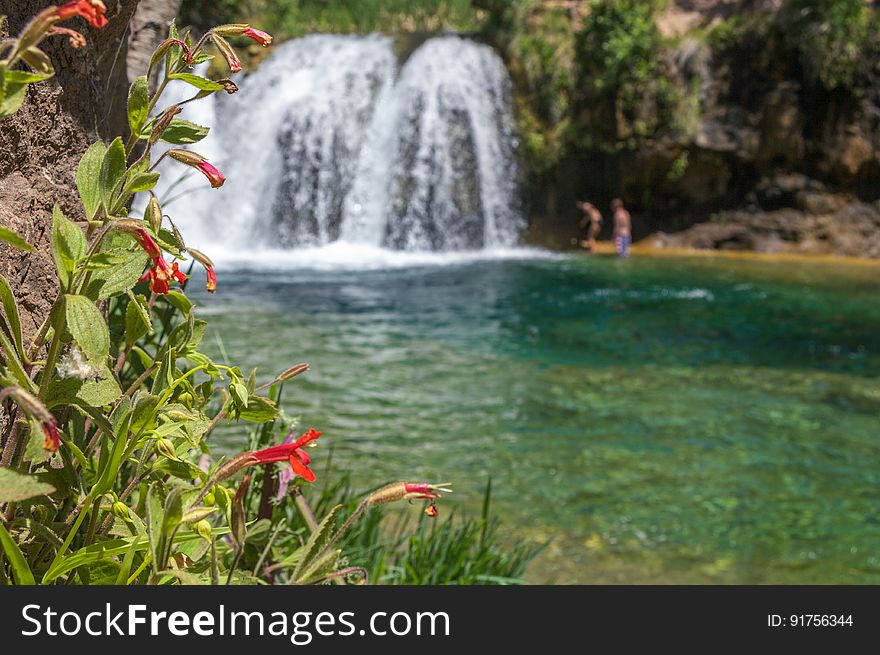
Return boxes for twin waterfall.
[157,35,524,255]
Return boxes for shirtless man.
[611,198,631,257]
[576,201,602,251]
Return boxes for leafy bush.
[573,0,675,145]
[782,0,877,91]
[180,0,484,38]
[0,5,452,585]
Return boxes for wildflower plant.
[0,7,449,585]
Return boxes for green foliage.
[573,0,674,145]
[180,0,485,39]
[782,0,876,91]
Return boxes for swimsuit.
[615,235,631,257]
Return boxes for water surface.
[192,252,880,583]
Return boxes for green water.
[193,253,880,584]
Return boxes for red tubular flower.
[213,24,273,47]
[197,160,226,188]
[242,27,273,46]
[42,420,61,453]
[366,481,452,507]
[205,265,217,292]
[130,227,186,294]
[167,150,226,188]
[133,227,162,260]
[55,0,108,29]
[139,260,186,295]
[187,247,217,293]
[252,428,322,483]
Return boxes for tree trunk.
[0,0,142,344]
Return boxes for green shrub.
[782,0,877,91]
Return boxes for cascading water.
[153,34,524,258]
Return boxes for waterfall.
[153,34,523,257]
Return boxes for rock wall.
[0,0,181,344]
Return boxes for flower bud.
[210,34,242,73]
[212,24,273,47]
[182,506,216,523]
[0,386,60,452]
[149,104,182,145]
[217,78,238,94]
[187,247,217,293]
[366,481,452,507]
[276,363,309,383]
[112,501,132,522]
[230,474,250,547]
[155,437,178,460]
[146,194,163,233]
[194,519,213,542]
[203,489,216,506]
[167,149,225,188]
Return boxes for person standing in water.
[611,198,631,257]
[577,201,603,251]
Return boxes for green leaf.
[0,523,35,585]
[165,290,193,315]
[127,75,149,135]
[294,547,341,585]
[79,251,126,270]
[0,467,56,503]
[0,317,33,390]
[76,141,107,220]
[159,118,210,144]
[93,426,128,496]
[125,293,153,346]
[0,225,33,252]
[0,273,25,359]
[0,82,27,118]
[3,70,51,84]
[165,20,181,78]
[238,396,279,423]
[24,418,53,464]
[65,294,110,360]
[147,485,184,573]
[99,137,126,215]
[85,232,149,300]
[44,372,122,410]
[292,504,342,582]
[168,73,224,91]
[51,205,87,288]
[123,171,160,194]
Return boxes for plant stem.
[84,497,101,547]
[293,489,319,533]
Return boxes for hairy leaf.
[0,225,33,252]
[127,75,149,135]
[0,467,56,503]
[76,141,107,220]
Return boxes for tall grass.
[311,475,543,584]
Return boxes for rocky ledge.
[651,175,880,258]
